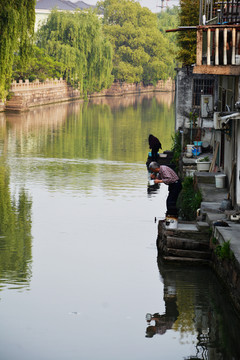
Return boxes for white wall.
[35,11,49,32]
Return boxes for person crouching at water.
[149,162,182,216]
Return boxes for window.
[192,79,214,107]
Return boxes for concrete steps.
[5,96,27,111]
[167,248,212,259]
[166,236,209,251]
[164,228,209,243]
[157,221,212,262]
[163,256,211,265]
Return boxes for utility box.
[201,95,213,118]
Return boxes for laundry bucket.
[187,144,193,154]
[165,215,178,229]
[215,174,226,188]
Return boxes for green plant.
[215,240,234,260]
[199,156,210,162]
[6,92,13,101]
[189,111,198,127]
[177,176,202,221]
[171,130,182,173]
[212,236,217,245]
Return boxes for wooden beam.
[224,28,227,65]
[193,65,240,75]
[196,30,203,66]
[209,142,219,173]
[207,28,211,65]
[215,28,219,66]
[232,28,236,65]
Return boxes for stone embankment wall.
[90,78,175,97]
[3,78,175,112]
[5,78,80,112]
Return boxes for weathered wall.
[210,238,240,315]
[3,78,175,112]
[5,79,80,112]
[92,78,175,97]
[175,67,218,134]
[237,122,240,207]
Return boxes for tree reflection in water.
[0,158,32,291]
[145,259,240,359]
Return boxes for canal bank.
[157,171,240,316]
[2,78,175,112]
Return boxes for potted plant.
[197,156,211,172]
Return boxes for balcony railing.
[201,0,240,25]
[194,24,240,74]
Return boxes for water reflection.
[0,92,175,163]
[0,93,175,197]
[145,259,240,359]
[0,93,239,360]
[0,158,32,290]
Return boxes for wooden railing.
[200,0,240,25]
[196,25,240,66]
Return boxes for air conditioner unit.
[213,112,222,129]
[201,95,213,118]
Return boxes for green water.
[0,92,239,360]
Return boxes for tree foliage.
[158,6,179,78]
[177,0,199,66]
[12,45,64,82]
[0,0,36,100]
[0,158,32,285]
[99,0,175,84]
[36,9,113,94]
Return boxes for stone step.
[167,248,212,259]
[196,221,210,232]
[205,212,227,225]
[162,256,211,265]
[195,172,216,184]
[165,228,209,243]
[167,236,210,251]
[6,102,24,107]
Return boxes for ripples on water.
[0,95,239,360]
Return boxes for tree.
[99,0,175,84]
[36,9,113,94]
[0,0,36,100]
[177,0,199,66]
[12,45,65,82]
[158,6,179,78]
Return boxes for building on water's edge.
[158,0,240,316]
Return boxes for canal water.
[0,92,239,360]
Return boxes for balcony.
[200,0,240,25]
[193,25,240,75]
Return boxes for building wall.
[221,119,240,207]
[175,67,194,130]
[237,122,240,207]
[175,67,218,143]
[35,11,49,31]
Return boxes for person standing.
[148,134,162,161]
[149,161,182,216]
